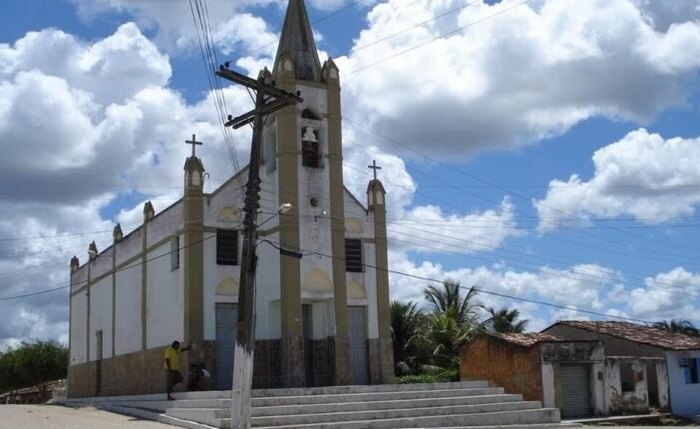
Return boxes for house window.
[345,239,363,272]
[217,229,239,265]
[620,362,636,392]
[685,358,699,384]
[171,236,180,270]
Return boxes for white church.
[67,0,394,397]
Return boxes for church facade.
[67,0,394,397]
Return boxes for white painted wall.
[147,201,184,246]
[89,277,113,361]
[666,350,700,416]
[70,293,88,364]
[116,229,143,267]
[541,363,555,408]
[592,362,607,415]
[71,265,89,295]
[605,358,649,413]
[655,360,670,410]
[114,262,142,355]
[147,241,183,348]
[91,251,113,279]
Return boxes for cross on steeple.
[368,160,382,181]
[185,134,203,157]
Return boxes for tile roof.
[485,331,566,348]
[554,321,700,351]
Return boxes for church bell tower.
[263,0,352,387]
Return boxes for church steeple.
[273,0,322,82]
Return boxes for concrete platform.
[66,381,581,429]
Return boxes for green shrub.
[397,369,459,384]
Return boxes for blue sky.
[2,0,700,346]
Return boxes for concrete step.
[167,401,543,427]
[111,387,507,413]
[252,387,505,407]
[66,381,491,405]
[251,381,490,398]
[236,408,562,429]
[393,425,580,429]
[253,394,524,417]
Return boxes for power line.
[257,205,699,298]
[344,0,534,77]
[342,120,700,258]
[0,224,237,301]
[1,221,670,324]
[261,237,654,325]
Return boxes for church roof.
[273,0,322,82]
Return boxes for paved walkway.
[0,405,176,428]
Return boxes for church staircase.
[69,381,580,429]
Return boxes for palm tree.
[423,280,481,329]
[652,319,700,337]
[423,281,483,369]
[485,307,529,333]
[391,301,425,375]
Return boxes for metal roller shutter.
[561,365,592,418]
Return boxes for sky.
[2,0,700,348]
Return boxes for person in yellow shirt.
[164,341,190,400]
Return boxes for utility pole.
[216,65,302,429]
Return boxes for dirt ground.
[0,405,177,429]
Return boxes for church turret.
[70,255,80,273]
[113,224,123,244]
[182,134,205,345]
[273,0,322,82]
[143,201,155,222]
[88,241,98,261]
[184,134,205,196]
[366,163,395,384]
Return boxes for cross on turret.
[368,160,382,181]
[186,134,203,157]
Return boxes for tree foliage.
[423,280,481,330]
[484,307,529,333]
[391,300,425,375]
[391,281,485,378]
[0,340,68,396]
[652,319,700,337]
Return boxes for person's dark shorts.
[166,370,183,388]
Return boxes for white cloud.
[390,249,620,314]
[629,267,700,321]
[335,0,700,159]
[0,23,254,348]
[391,198,520,255]
[389,251,700,327]
[534,129,700,231]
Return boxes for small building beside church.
[544,321,700,418]
[460,332,606,419]
[67,0,394,397]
